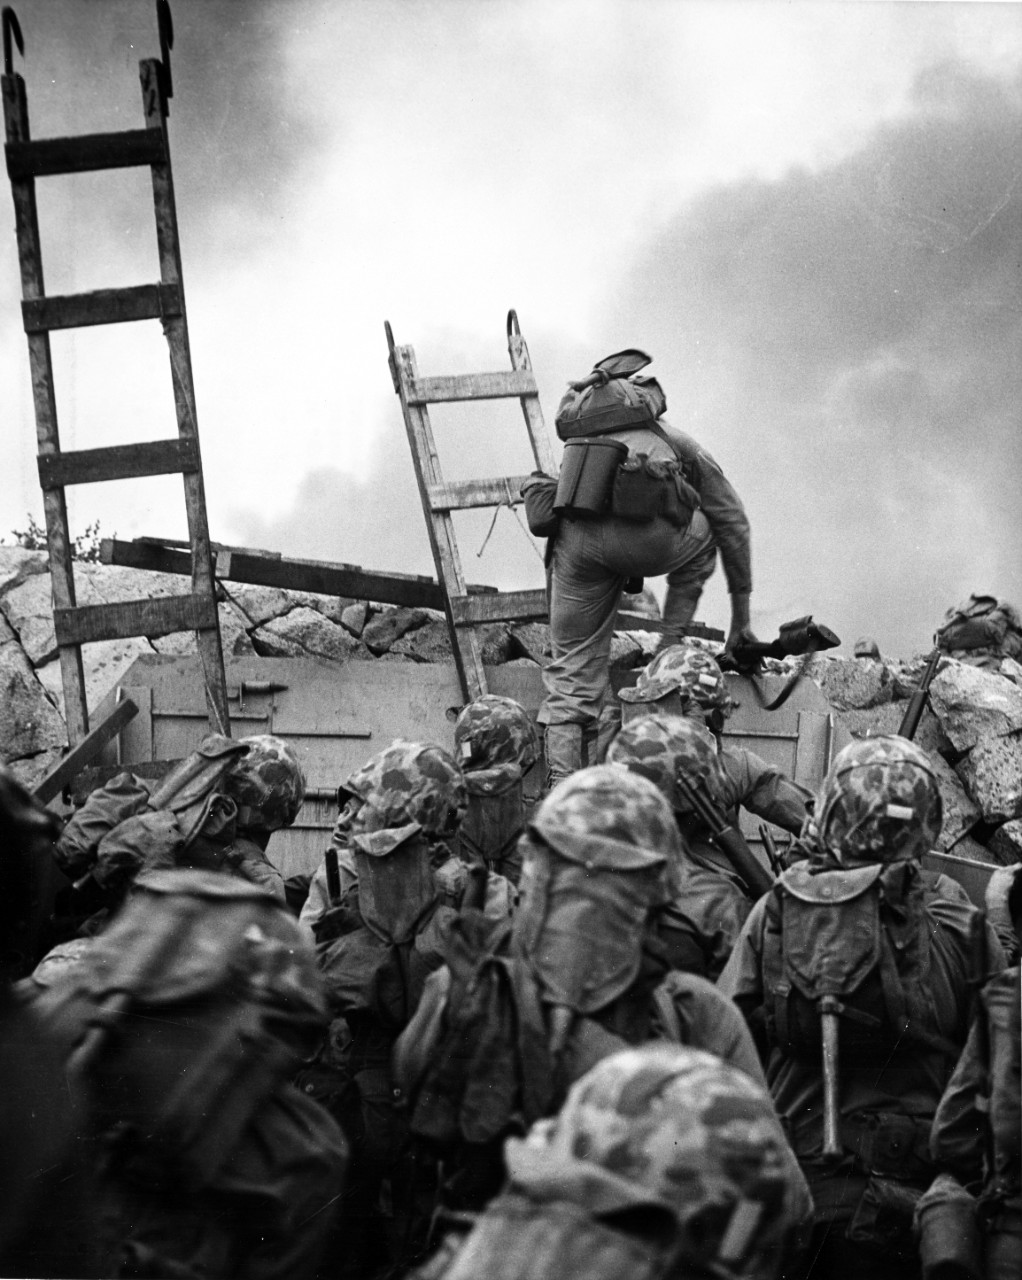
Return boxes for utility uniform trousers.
[540,509,717,729]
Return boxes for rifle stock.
[674,775,775,900]
[898,647,941,741]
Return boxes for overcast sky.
[2,0,1020,656]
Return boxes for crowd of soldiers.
[0,634,1018,1280]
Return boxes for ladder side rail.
[2,70,88,741]
[140,58,230,735]
[391,340,488,700]
[507,311,557,475]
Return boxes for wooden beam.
[5,128,166,179]
[426,475,533,512]
[101,537,500,609]
[37,438,199,489]
[53,593,217,646]
[614,612,725,641]
[22,283,181,332]
[451,589,549,626]
[406,369,538,405]
[32,698,138,804]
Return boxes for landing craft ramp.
[84,654,850,881]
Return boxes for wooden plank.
[406,369,538,405]
[37,437,199,490]
[922,850,998,908]
[614,612,725,640]
[32,698,139,804]
[101,537,500,610]
[426,475,533,512]
[53,593,218,646]
[5,127,166,179]
[22,282,181,332]
[451,589,549,626]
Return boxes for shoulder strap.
[646,421,686,465]
[651,983,684,1044]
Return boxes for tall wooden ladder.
[386,311,556,701]
[2,2,229,745]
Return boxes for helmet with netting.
[816,735,942,865]
[500,1043,798,1278]
[622,642,730,715]
[222,735,306,832]
[343,740,467,848]
[607,714,728,816]
[531,764,682,871]
[454,694,540,772]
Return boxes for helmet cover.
[222,735,305,832]
[530,764,682,870]
[516,767,676,1015]
[503,1044,795,1276]
[607,715,729,816]
[454,694,540,772]
[620,643,730,715]
[816,735,942,865]
[344,740,467,856]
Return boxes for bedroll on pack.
[554,349,667,441]
[59,869,327,1191]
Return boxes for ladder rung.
[450,589,548,626]
[53,593,218,646]
[427,475,533,512]
[5,128,166,181]
[406,370,538,405]
[37,438,199,490]
[22,283,182,332]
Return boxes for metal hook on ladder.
[2,7,24,76]
[156,0,174,113]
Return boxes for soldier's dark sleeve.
[930,1013,987,1190]
[720,748,812,835]
[716,896,771,1060]
[660,422,752,595]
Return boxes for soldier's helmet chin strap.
[546,1003,575,1059]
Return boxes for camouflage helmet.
[503,1043,797,1276]
[531,764,682,872]
[621,642,730,715]
[342,740,467,854]
[816,735,942,865]
[222,735,305,832]
[454,694,540,772]
[607,713,729,815]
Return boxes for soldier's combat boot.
[543,724,584,792]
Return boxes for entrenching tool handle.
[820,996,843,1162]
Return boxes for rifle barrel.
[898,647,941,741]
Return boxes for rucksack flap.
[55,772,152,880]
[458,769,527,871]
[766,862,936,1067]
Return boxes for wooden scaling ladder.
[386,311,556,701]
[2,3,229,745]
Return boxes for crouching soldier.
[451,693,540,886]
[718,736,1004,1280]
[393,765,807,1218]
[299,738,514,942]
[924,864,1021,1280]
[301,741,470,1275]
[607,713,769,979]
[617,641,811,840]
[411,1044,808,1280]
[34,867,348,1280]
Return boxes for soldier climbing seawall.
[537,350,756,788]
